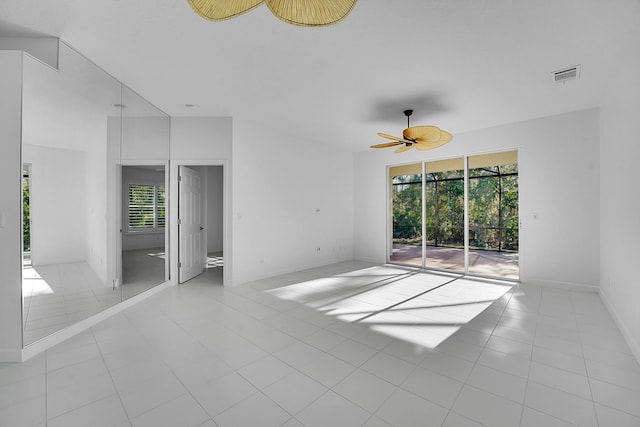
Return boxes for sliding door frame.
[387,149,519,281]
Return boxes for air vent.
[552,65,580,83]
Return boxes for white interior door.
[179,166,205,283]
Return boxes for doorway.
[389,150,519,280]
[178,165,224,284]
[119,164,168,299]
[22,164,32,267]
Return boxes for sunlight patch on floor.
[147,251,166,259]
[207,254,224,268]
[268,266,513,349]
[22,266,54,296]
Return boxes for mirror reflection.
[21,42,170,346]
[21,43,121,345]
[117,86,170,300]
[120,165,167,299]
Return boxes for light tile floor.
[3,261,640,426]
[22,248,170,345]
[22,262,121,345]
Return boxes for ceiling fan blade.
[377,132,405,141]
[404,126,442,143]
[394,144,414,153]
[415,130,453,150]
[370,141,402,148]
[439,130,453,143]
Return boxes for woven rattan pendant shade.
[188,0,263,21]
[188,0,357,26]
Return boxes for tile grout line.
[90,323,134,426]
[315,273,477,425]
[15,262,640,427]
[521,288,597,426]
[272,268,517,425]
[446,283,514,425]
[518,282,536,427]
[130,287,257,426]
[222,272,410,425]
[44,350,48,427]
[573,289,602,426]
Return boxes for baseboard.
[599,289,640,365]
[21,280,173,362]
[522,277,599,293]
[354,255,384,264]
[0,349,23,363]
[231,255,355,287]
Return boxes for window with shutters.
[127,184,165,232]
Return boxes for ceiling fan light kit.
[188,0,358,27]
[371,109,452,153]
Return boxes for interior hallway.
[4,262,640,426]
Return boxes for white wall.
[598,0,640,359]
[171,116,355,286]
[121,116,170,162]
[0,51,25,360]
[85,127,109,283]
[22,145,87,265]
[232,120,354,285]
[170,117,232,160]
[354,108,600,290]
[0,37,59,69]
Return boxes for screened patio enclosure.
[389,150,519,280]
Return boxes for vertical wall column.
[0,51,25,361]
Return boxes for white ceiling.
[0,0,632,152]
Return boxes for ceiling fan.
[371,109,452,153]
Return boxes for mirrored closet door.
[21,42,170,346]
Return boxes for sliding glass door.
[425,158,465,272]
[388,150,519,280]
[467,152,519,279]
[389,163,423,267]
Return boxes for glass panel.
[425,158,465,271]
[389,163,422,267]
[21,42,122,346]
[468,151,519,278]
[20,41,170,347]
[119,86,170,300]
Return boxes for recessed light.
[113,103,127,109]
[184,103,199,109]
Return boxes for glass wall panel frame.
[387,150,519,281]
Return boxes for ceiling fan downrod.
[404,109,413,128]
[403,109,416,144]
